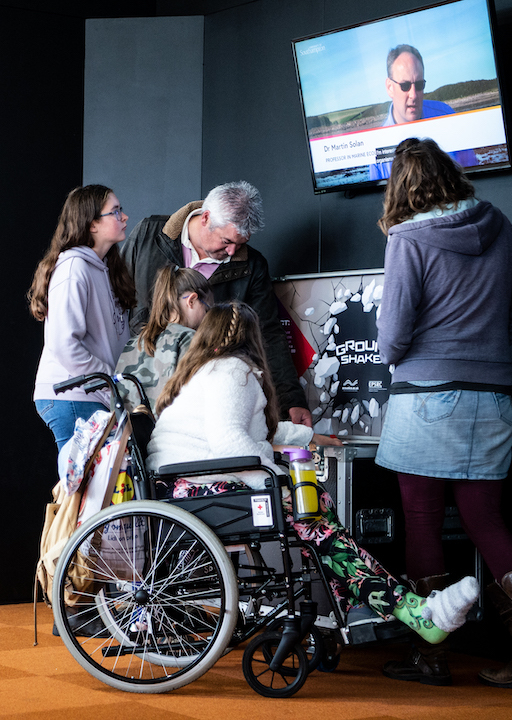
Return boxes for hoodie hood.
[389,201,504,257]
[56,245,108,272]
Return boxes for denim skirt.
[375,388,512,480]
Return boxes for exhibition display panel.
[274,269,388,440]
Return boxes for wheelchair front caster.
[242,631,309,697]
[267,618,325,673]
[316,631,341,672]
[317,652,341,673]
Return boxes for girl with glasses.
[29,184,135,451]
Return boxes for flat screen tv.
[292,0,510,192]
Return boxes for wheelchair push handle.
[53,372,153,414]
[53,372,114,395]
[82,373,152,412]
[53,372,126,420]
[83,379,109,393]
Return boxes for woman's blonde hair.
[155,301,280,440]
[138,266,212,356]
[28,184,136,320]
[378,137,475,234]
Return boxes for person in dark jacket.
[120,181,311,425]
[375,137,512,688]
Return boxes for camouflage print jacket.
[115,323,194,414]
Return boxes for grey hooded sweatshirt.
[34,246,130,405]
[377,200,512,386]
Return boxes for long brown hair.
[155,301,280,440]
[28,184,136,320]
[138,266,212,356]
[378,138,475,234]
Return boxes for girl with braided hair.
[146,300,478,648]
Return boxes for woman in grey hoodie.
[29,185,136,450]
[375,138,512,688]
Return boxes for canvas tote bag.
[35,412,130,609]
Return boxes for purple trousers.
[398,473,512,583]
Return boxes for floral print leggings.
[171,478,408,619]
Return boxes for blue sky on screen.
[294,0,498,117]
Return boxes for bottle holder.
[291,481,321,522]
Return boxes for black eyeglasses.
[389,78,426,92]
[100,207,124,220]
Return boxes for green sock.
[392,592,449,645]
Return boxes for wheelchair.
[51,372,410,697]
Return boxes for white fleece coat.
[146,357,313,489]
[34,246,130,405]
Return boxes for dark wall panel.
[202,0,325,277]
[83,17,204,236]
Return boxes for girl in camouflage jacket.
[115,266,212,414]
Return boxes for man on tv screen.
[384,44,453,126]
[370,44,477,180]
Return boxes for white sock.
[421,576,479,632]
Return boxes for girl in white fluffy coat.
[147,301,479,647]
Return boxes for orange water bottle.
[283,448,321,522]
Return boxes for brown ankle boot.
[478,572,512,688]
[479,660,512,688]
[383,641,452,686]
[382,574,452,687]
[414,574,451,598]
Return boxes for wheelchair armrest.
[158,455,263,478]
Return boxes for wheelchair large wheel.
[53,500,238,693]
[242,631,309,697]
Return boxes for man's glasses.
[389,78,426,92]
[100,207,124,220]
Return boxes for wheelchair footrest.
[340,605,412,645]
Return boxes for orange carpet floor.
[1,602,512,719]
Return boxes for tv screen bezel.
[291,0,511,194]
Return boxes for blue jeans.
[35,399,109,451]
